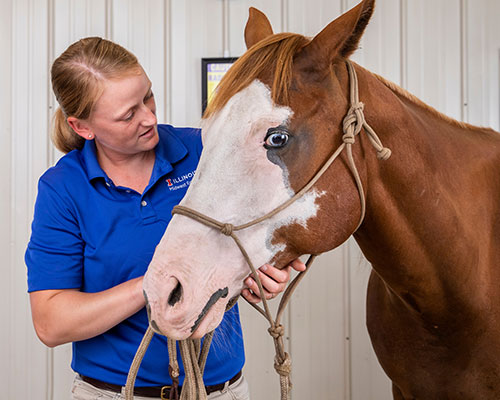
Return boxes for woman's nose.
[142,105,157,126]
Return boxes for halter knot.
[274,352,292,377]
[220,223,234,236]
[343,102,365,137]
[377,147,392,161]
[268,324,285,339]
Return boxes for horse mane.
[372,72,495,133]
[203,32,493,135]
[203,33,309,119]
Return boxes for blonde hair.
[203,33,308,119]
[51,37,141,153]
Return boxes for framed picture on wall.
[201,57,238,115]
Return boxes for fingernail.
[246,278,254,286]
[260,265,268,272]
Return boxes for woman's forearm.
[29,276,146,347]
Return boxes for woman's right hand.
[29,276,145,347]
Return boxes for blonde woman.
[25,37,305,400]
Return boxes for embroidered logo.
[166,170,196,191]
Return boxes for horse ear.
[244,7,274,49]
[299,0,375,69]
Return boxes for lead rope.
[124,60,391,400]
[125,332,213,400]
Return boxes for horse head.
[144,0,376,339]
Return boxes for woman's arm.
[31,258,306,347]
[29,276,145,347]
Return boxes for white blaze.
[144,80,324,339]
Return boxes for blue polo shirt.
[25,124,245,386]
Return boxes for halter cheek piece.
[124,60,391,400]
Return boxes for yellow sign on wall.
[202,58,237,114]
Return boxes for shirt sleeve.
[25,176,84,292]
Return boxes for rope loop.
[342,132,356,145]
[268,324,285,339]
[220,223,234,236]
[274,352,292,377]
[377,147,392,161]
[169,364,180,379]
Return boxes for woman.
[25,37,305,400]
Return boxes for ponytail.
[51,107,85,153]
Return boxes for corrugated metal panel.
[3,1,500,399]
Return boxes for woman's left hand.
[241,259,307,304]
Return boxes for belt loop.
[221,380,230,394]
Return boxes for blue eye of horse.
[264,130,289,149]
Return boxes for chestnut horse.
[144,0,500,398]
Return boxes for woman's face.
[83,68,159,159]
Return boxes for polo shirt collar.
[81,126,188,183]
[82,140,106,181]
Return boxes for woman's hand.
[241,259,307,304]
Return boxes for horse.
[143,0,500,398]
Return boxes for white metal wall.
[2,1,499,399]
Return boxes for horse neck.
[349,64,500,313]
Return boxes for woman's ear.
[67,117,94,140]
[244,7,274,49]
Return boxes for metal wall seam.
[400,0,407,89]
[146,3,150,77]
[127,0,132,49]
[164,0,171,123]
[341,0,348,13]
[28,0,33,214]
[222,0,229,57]
[47,0,55,167]
[46,2,55,397]
[460,0,469,123]
[9,2,17,398]
[281,0,288,33]
[343,242,352,400]
[105,0,113,40]
[86,0,90,36]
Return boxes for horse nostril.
[168,280,183,306]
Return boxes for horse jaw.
[143,80,324,339]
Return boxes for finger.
[289,258,307,272]
[245,274,285,298]
[241,288,265,304]
[258,264,291,284]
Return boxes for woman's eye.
[264,131,289,149]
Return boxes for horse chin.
[189,303,226,339]
[148,304,226,340]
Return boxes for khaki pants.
[71,374,250,400]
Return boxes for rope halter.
[124,60,391,400]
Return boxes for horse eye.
[264,131,289,149]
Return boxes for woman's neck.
[96,145,156,194]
